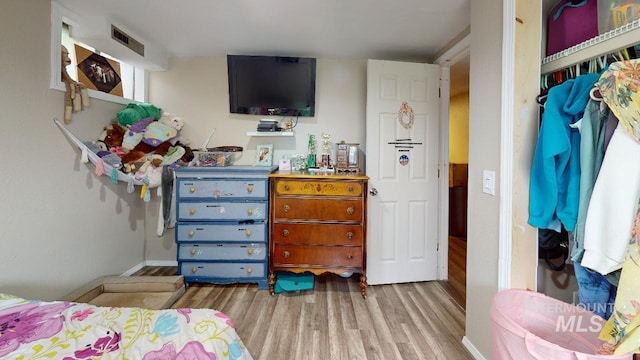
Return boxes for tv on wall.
[227,55,316,117]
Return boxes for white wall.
[0,1,147,300]
[144,57,368,261]
[465,0,504,357]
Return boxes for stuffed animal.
[121,117,154,150]
[117,103,161,126]
[142,122,178,146]
[97,122,126,150]
[159,112,185,132]
[61,45,90,124]
[95,113,189,174]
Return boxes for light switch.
[482,170,496,195]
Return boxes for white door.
[366,59,440,285]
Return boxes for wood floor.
[134,264,471,360]
[443,235,467,309]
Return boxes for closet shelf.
[541,19,640,74]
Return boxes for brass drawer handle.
[247,267,253,274]
[247,208,253,215]
[283,204,290,213]
[189,186,195,193]
[347,231,354,240]
[282,229,289,237]
[247,186,253,193]
[284,184,290,191]
[347,206,354,215]
[189,208,196,215]
[188,230,195,237]
[348,185,354,192]
[190,249,196,255]
[247,248,254,255]
[245,230,251,237]
[283,251,290,258]
[191,267,197,274]
[347,254,354,260]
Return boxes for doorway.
[442,51,470,309]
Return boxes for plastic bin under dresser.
[175,166,277,289]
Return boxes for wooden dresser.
[268,172,369,297]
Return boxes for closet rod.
[541,18,640,74]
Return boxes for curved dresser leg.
[268,272,276,295]
[359,274,368,298]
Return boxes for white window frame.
[50,2,147,105]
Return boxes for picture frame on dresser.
[255,144,273,166]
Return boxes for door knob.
[369,188,378,196]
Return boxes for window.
[51,2,146,104]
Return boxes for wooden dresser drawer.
[272,197,363,222]
[274,179,363,197]
[272,244,363,268]
[177,178,268,199]
[271,223,363,246]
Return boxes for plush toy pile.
[85,102,193,193]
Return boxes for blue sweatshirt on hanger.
[528,72,601,232]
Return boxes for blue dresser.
[175,166,277,289]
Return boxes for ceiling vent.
[111,25,144,57]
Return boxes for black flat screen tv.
[227,55,316,117]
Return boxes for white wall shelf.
[541,19,640,74]
[246,131,294,137]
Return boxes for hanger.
[590,86,603,102]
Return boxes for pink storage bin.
[491,289,632,360]
[547,0,599,56]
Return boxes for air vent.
[111,25,144,57]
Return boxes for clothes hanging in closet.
[528,72,601,232]
[570,97,610,262]
[581,59,640,276]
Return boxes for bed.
[0,293,253,359]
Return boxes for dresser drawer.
[177,178,268,199]
[272,197,362,222]
[274,179,363,197]
[181,262,265,278]
[271,223,363,246]
[178,243,267,261]
[176,222,266,242]
[177,202,267,221]
[272,244,363,268]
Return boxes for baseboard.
[121,262,146,276]
[121,260,178,276]
[462,336,487,360]
[145,260,178,267]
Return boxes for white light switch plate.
[482,170,496,195]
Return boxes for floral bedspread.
[0,293,253,359]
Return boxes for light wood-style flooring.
[133,265,471,360]
[444,235,467,309]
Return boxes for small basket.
[192,146,243,167]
